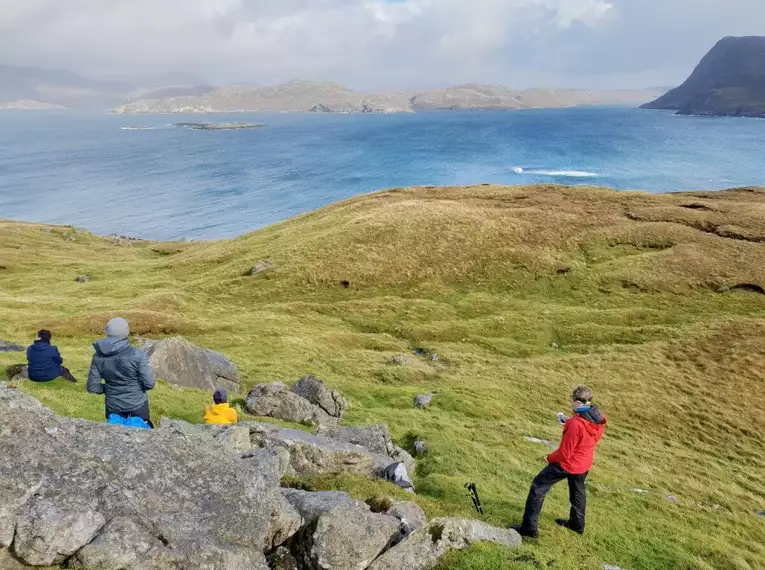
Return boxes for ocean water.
[0,107,763,241]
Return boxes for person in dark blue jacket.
[26,330,78,383]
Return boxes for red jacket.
[547,408,606,475]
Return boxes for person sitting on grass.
[26,330,78,383]
[87,317,155,426]
[204,387,238,425]
[512,385,607,539]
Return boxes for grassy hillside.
[2,185,765,570]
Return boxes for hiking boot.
[510,525,538,539]
[555,519,584,535]
[61,368,78,383]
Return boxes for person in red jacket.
[512,385,606,538]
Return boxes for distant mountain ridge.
[642,36,765,118]
[0,64,663,113]
[0,65,210,110]
[113,80,663,115]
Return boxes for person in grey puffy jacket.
[87,317,155,424]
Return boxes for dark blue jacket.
[87,337,155,413]
[26,340,64,382]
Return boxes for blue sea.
[1,108,763,241]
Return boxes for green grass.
[2,185,765,570]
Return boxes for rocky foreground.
[0,384,520,570]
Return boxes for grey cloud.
[0,0,763,89]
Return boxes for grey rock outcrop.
[159,417,254,455]
[0,385,274,569]
[414,394,434,409]
[248,422,398,478]
[144,337,242,393]
[298,501,400,570]
[267,494,303,551]
[246,382,331,425]
[268,546,299,570]
[0,339,24,352]
[291,376,348,419]
[281,489,355,524]
[315,424,415,475]
[383,501,427,543]
[366,518,522,570]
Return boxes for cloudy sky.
[1,0,763,89]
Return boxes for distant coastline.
[111,81,665,115]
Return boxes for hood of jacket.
[93,336,131,357]
[575,406,607,435]
[29,340,52,352]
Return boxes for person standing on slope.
[512,385,606,538]
[87,317,156,425]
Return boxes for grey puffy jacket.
[87,337,155,413]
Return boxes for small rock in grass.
[603,565,627,570]
[632,489,649,494]
[666,495,678,503]
[66,236,76,241]
[431,353,440,362]
[414,440,428,456]
[525,436,556,449]
[0,339,24,352]
[250,260,275,275]
[75,274,91,283]
[757,509,765,517]
[414,394,433,409]
[390,355,413,366]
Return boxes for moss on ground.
[2,184,765,569]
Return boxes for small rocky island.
[174,122,267,130]
[642,36,765,118]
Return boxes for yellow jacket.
[204,403,238,425]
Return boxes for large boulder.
[159,417,253,454]
[316,424,415,475]
[245,382,329,425]
[298,501,400,570]
[144,337,241,393]
[267,494,303,551]
[291,376,348,419]
[247,422,399,478]
[0,386,275,569]
[384,501,427,540]
[0,339,24,352]
[280,489,355,524]
[366,518,522,570]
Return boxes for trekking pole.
[464,482,483,515]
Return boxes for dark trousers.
[106,400,153,427]
[30,366,77,383]
[521,463,588,533]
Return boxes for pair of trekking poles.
[465,482,483,515]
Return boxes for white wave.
[121,126,157,130]
[534,170,598,178]
[512,167,597,178]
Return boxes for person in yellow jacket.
[204,387,238,425]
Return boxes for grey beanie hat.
[105,317,130,338]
